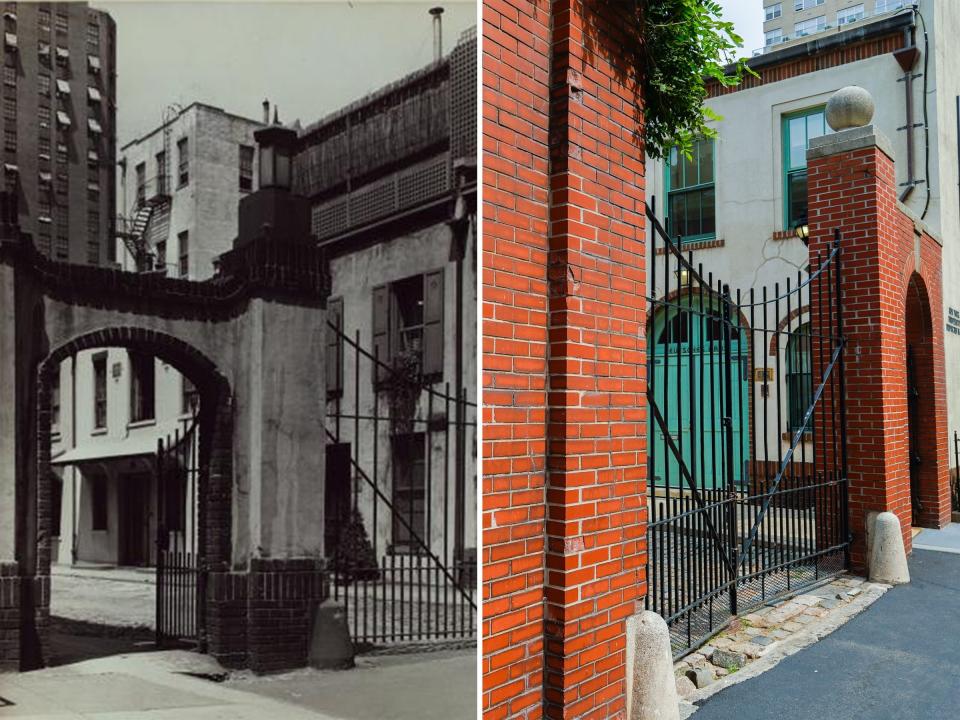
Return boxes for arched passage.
[905,273,943,528]
[21,329,234,670]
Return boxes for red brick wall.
[807,133,949,571]
[482,2,647,718]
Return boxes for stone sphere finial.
[825,86,875,131]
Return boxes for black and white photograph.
[0,2,477,718]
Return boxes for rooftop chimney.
[430,7,443,61]
[262,99,270,125]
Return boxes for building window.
[54,12,67,34]
[391,433,426,552]
[2,64,13,86]
[55,142,67,164]
[129,351,155,423]
[765,3,782,21]
[182,375,198,415]
[54,234,67,260]
[37,232,51,256]
[837,4,865,25]
[794,15,826,37]
[55,170,67,196]
[87,209,99,234]
[786,322,812,432]
[38,135,50,157]
[794,0,824,9]
[38,72,49,95]
[90,474,108,531]
[155,150,166,195]
[2,95,15,121]
[3,128,14,152]
[666,137,715,243]
[178,230,188,277]
[51,473,63,537]
[93,352,107,429]
[782,106,828,230]
[38,104,50,128]
[38,41,49,62]
[38,8,50,31]
[372,270,444,383]
[135,161,145,205]
[86,238,99,265]
[155,239,166,270]
[177,137,188,187]
[875,0,904,12]
[51,369,60,434]
[239,144,253,192]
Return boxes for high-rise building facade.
[1,2,116,265]
[761,0,906,54]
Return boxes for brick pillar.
[543,3,646,717]
[807,125,949,571]
[482,0,551,716]
[483,2,647,718]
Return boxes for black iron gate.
[645,203,850,657]
[326,323,476,648]
[155,418,204,649]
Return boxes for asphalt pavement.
[692,546,960,719]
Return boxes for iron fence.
[952,431,960,513]
[326,324,476,648]
[645,202,850,657]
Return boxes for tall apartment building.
[116,102,264,279]
[762,0,907,53]
[1,2,115,264]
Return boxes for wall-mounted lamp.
[794,215,809,245]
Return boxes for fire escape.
[117,106,177,272]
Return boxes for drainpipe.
[71,356,78,565]
[895,23,920,203]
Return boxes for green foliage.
[331,507,381,582]
[633,0,755,159]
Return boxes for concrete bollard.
[625,611,680,720]
[869,511,910,585]
[308,599,355,670]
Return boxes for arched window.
[786,322,812,432]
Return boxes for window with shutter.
[421,269,444,378]
[326,297,344,398]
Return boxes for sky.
[719,0,765,58]
[92,1,477,146]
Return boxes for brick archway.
[1,184,330,672]
[904,273,946,529]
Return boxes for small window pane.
[698,139,714,185]
[789,116,807,169]
[787,171,808,227]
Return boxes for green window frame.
[785,322,812,432]
[782,106,828,230]
[664,137,716,244]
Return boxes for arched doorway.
[905,273,938,528]
[649,293,749,490]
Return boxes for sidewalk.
[687,541,960,718]
[0,644,477,719]
[0,650,336,719]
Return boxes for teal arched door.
[649,297,748,490]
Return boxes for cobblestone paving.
[673,574,888,698]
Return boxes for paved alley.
[690,546,960,718]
